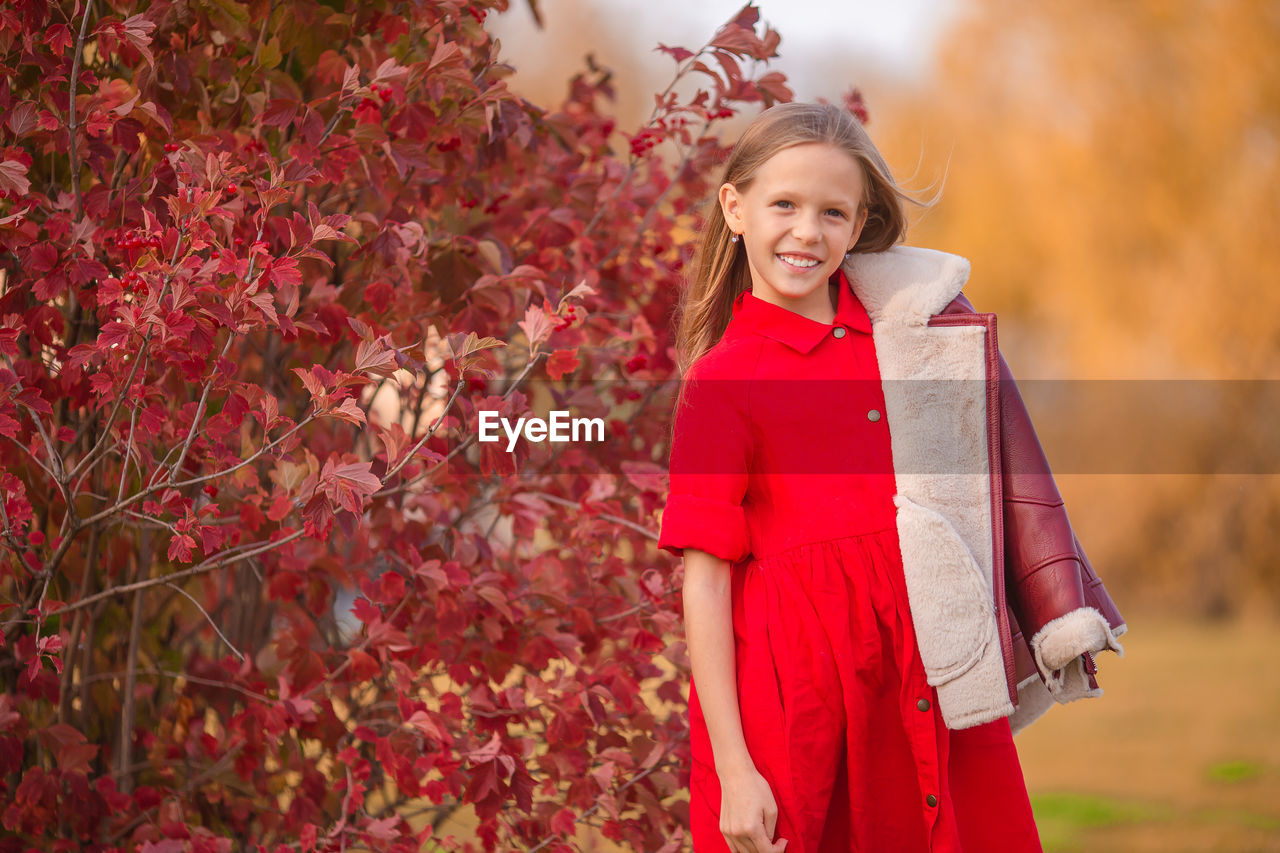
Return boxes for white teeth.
[779,254,819,268]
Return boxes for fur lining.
[1029,606,1125,697]
[1009,674,1057,735]
[849,246,1016,729]
[843,246,970,326]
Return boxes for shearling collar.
[842,246,971,326]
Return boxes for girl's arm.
[684,548,789,852]
[682,548,754,776]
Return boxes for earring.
[844,248,854,258]
[730,233,740,244]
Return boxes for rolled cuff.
[658,494,750,563]
[1028,606,1125,699]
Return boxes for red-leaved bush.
[0,1,865,849]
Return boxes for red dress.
[659,272,1043,853]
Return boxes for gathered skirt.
[686,527,1043,852]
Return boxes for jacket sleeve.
[997,346,1126,694]
[943,293,1126,699]
[658,356,753,564]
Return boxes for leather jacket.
[842,246,1127,734]
[940,293,1127,732]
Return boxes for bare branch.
[164,581,246,661]
[46,527,307,619]
[527,490,658,540]
[67,0,96,218]
[166,332,236,487]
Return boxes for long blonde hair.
[673,102,924,376]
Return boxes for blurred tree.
[903,0,1280,617]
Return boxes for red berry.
[226,184,239,196]
[203,484,218,498]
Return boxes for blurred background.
[490,1,1280,850]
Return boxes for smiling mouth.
[778,253,821,269]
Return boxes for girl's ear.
[718,182,744,235]
[847,204,870,253]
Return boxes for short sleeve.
[658,357,753,563]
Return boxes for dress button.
[926,794,938,807]
[832,327,847,339]
[866,409,881,422]
[917,698,931,712]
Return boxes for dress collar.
[730,269,872,354]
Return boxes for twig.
[45,527,307,619]
[67,0,95,218]
[379,378,463,483]
[118,558,145,791]
[373,352,546,499]
[67,327,156,482]
[166,333,236,487]
[164,581,246,661]
[79,667,271,703]
[527,490,657,540]
[302,596,409,699]
[116,402,142,504]
[579,45,712,240]
[108,743,245,844]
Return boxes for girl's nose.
[792,215,821,243]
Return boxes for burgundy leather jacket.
[939,293,1126,725]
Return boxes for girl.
[658,102,1127,853]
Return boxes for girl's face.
[719,142,869,322]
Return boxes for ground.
[1015,610,1280,852]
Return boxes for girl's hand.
[718,764,789,853]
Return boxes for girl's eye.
[826,209,847,218]
[773,200,794,209]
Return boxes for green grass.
[1206,759,1264,783]
[1031,793,1167,851]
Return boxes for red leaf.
[366,619,412,652]
[328,397,367,426]
[621,460,666,494]
[261,99,298,127]
[363,815,402,841]
[757,71,794,106]
[351,596,381,624]
[404,709,443,740]
[545,348,579,380]
[293,366,327,399]
[730,4,761,28]
[354,339,398,377]
[0,160,31,196]
[167,533,196,563]
[517,304,552,353]
[121,14,156,66]
[322,460,381,513]
[656,43,694,63]
[709,25,761,57]
[551,807,577,837]
[374,571,405,606]
[249,292,278,326]
[38,723,98,773]
[6,102,38,138]
[347,649,380,681]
